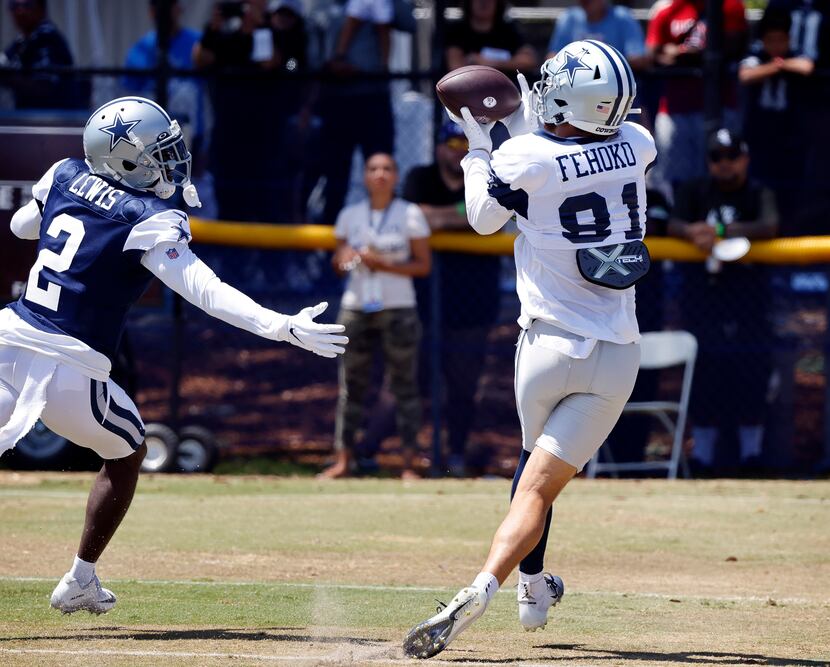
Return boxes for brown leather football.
[436,65,521,123]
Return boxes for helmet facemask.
[127,120,192,200]
[532,69,573,126]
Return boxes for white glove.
[446,106,495,153]
[502,72,539,137]
[275,301,348,358]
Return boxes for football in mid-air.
[436,65,521,123]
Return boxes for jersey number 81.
[560,182,642,244]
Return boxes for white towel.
[0,354,57,457]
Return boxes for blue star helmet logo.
[100,112,141,152]
[556,50,592,86]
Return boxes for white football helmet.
[83,96,200,206]
[533,40,638,136]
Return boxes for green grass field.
[0,472,827,666]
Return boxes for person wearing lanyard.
[321,153,432,479]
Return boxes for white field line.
[0,647,554,667]
[0,575,823,606]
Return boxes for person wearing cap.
[668,128,778,475]
[402,122,502,477]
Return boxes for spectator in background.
[333,0,392,69]
[445,0,537,73]
[356,122,502,477]
[320,153,431,479]
[405,121,501,476]
[602,188,671,467]
[270,0,308,72]
[667,129,778,475]
[739,8,813,235]
[124,1,205,159]
[767,0,829,67]
[767,0,830,234]
[646,0,748,198]
[268,0,313,223]
[194,0,283,222]
[1,0,77,109]
[314,0,408,227]
[195,0,274,69]
[546,0,650,70]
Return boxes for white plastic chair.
[586,330,698,480]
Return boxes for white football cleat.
[50,573,116,615]
[518,573,564,631]
[403,586,488,659]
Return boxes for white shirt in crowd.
[334,198,430,311]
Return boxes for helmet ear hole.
[554,99,568,108]
[122,160,137,172]
[593,67,601,80]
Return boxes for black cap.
[707,128,748,156]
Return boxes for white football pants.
[0,345,144,460]
[515,320,640,471]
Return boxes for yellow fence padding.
[189,218,830,264]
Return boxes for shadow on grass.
[0,627,386,646]
[473,643,829,666]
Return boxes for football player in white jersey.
[0,97,347,615]
[404,40,656,658]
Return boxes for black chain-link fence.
[0,67,828,476]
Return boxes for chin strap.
[154,181,176,200]
[182,181,202,208]
[151,180,201,207]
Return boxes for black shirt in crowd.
[444,20,525,61]
[4,19,74,109]
[673,176,776,304]
[403,164,501,329]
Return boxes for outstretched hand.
[279,302,348,358]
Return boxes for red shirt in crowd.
[647,0,748,114]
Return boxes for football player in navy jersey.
[0,97,348,615]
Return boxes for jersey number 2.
[560,182,642,244]
[25,214,85,312]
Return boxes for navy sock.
[511,448,553,576]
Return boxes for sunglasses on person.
[708,149,743,163]
[443,137,469,151]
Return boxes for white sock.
[519,570,546,596]
[471,572,499,602]
[519,570,544,585]
[69,555,95,587]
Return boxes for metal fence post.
[429,254,443,477]
[154,0,181,431]
[703,0,724,138]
